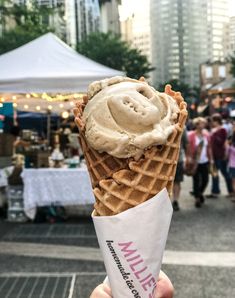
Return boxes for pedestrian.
[207,113,233,198]
[187,117,211,208]
[172,128,188,211]
[227,125,235,202]
[222,115,233,139]
[90,270,174,298]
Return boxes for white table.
[21,167,95,219]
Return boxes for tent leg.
[47,111,51,146]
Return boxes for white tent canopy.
[0,33,124,93]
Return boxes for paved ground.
[0,175,235,297]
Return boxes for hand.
[90,283,112,298]
[90,270,174,298]
[156,270,174,298]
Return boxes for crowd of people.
[172,113,235,211]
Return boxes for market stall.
[0,32,123,93]
[0,32,123,221]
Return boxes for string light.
[0,93,85,112]
[73,93,83,99]
[32,93,39,98]
[61,111,69,119]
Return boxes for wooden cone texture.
[74,85,188,216]
[79,133,128,188]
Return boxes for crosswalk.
[0,241,235,267]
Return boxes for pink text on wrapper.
[118,242,156,298]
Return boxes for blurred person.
[227,125,235,202]
[172,128,188,211]
[90,270,174,298]
[222,115,233,139]
[187,117,211,208]
[207,114,233,198]
[205,116,212,132]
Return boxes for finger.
[155,271,174,298]
[102,284,112,296]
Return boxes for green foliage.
[158,79,199,100]
[0,1,53,54]
[77,32,153,79]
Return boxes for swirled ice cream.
[82,76,180,159]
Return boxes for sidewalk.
[0,175,234,297]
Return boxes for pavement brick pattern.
[0,176,235,297]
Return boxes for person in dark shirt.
[208,113,233,198]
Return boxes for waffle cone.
[74,84,187,216]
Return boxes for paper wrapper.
[92,188,173,298]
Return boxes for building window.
[205,66,212,78]
[218,65,226,78]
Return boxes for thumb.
[155,271,174,298]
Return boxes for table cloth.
[21,167,95,219]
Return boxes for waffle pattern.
[93,100,187,216]
[74,84,188,216]
[79,132,128,187]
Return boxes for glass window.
[218,65,226,78]
[205,66,212,79]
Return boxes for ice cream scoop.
[82,76,180,159]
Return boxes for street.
[0,175,235,298]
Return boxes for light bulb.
[61,111,69,119]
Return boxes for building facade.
[150,0,230,88]
[65,0,100,46]
[99,0,120,34]
[11,0,66,40]
[200,61,232,92]
[224,16,235,58]
[11,0,101,47]
[119,0,151,64]
[207,0,229,61]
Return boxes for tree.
[0,1,53,55]
[158,79,199,100]
[77,32,153,79]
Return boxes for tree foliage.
[158,79,199,100]
[77,32,153,79]
[0,1,53,54]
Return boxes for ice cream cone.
[74,82,187,216]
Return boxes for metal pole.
[47,110,51,146]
